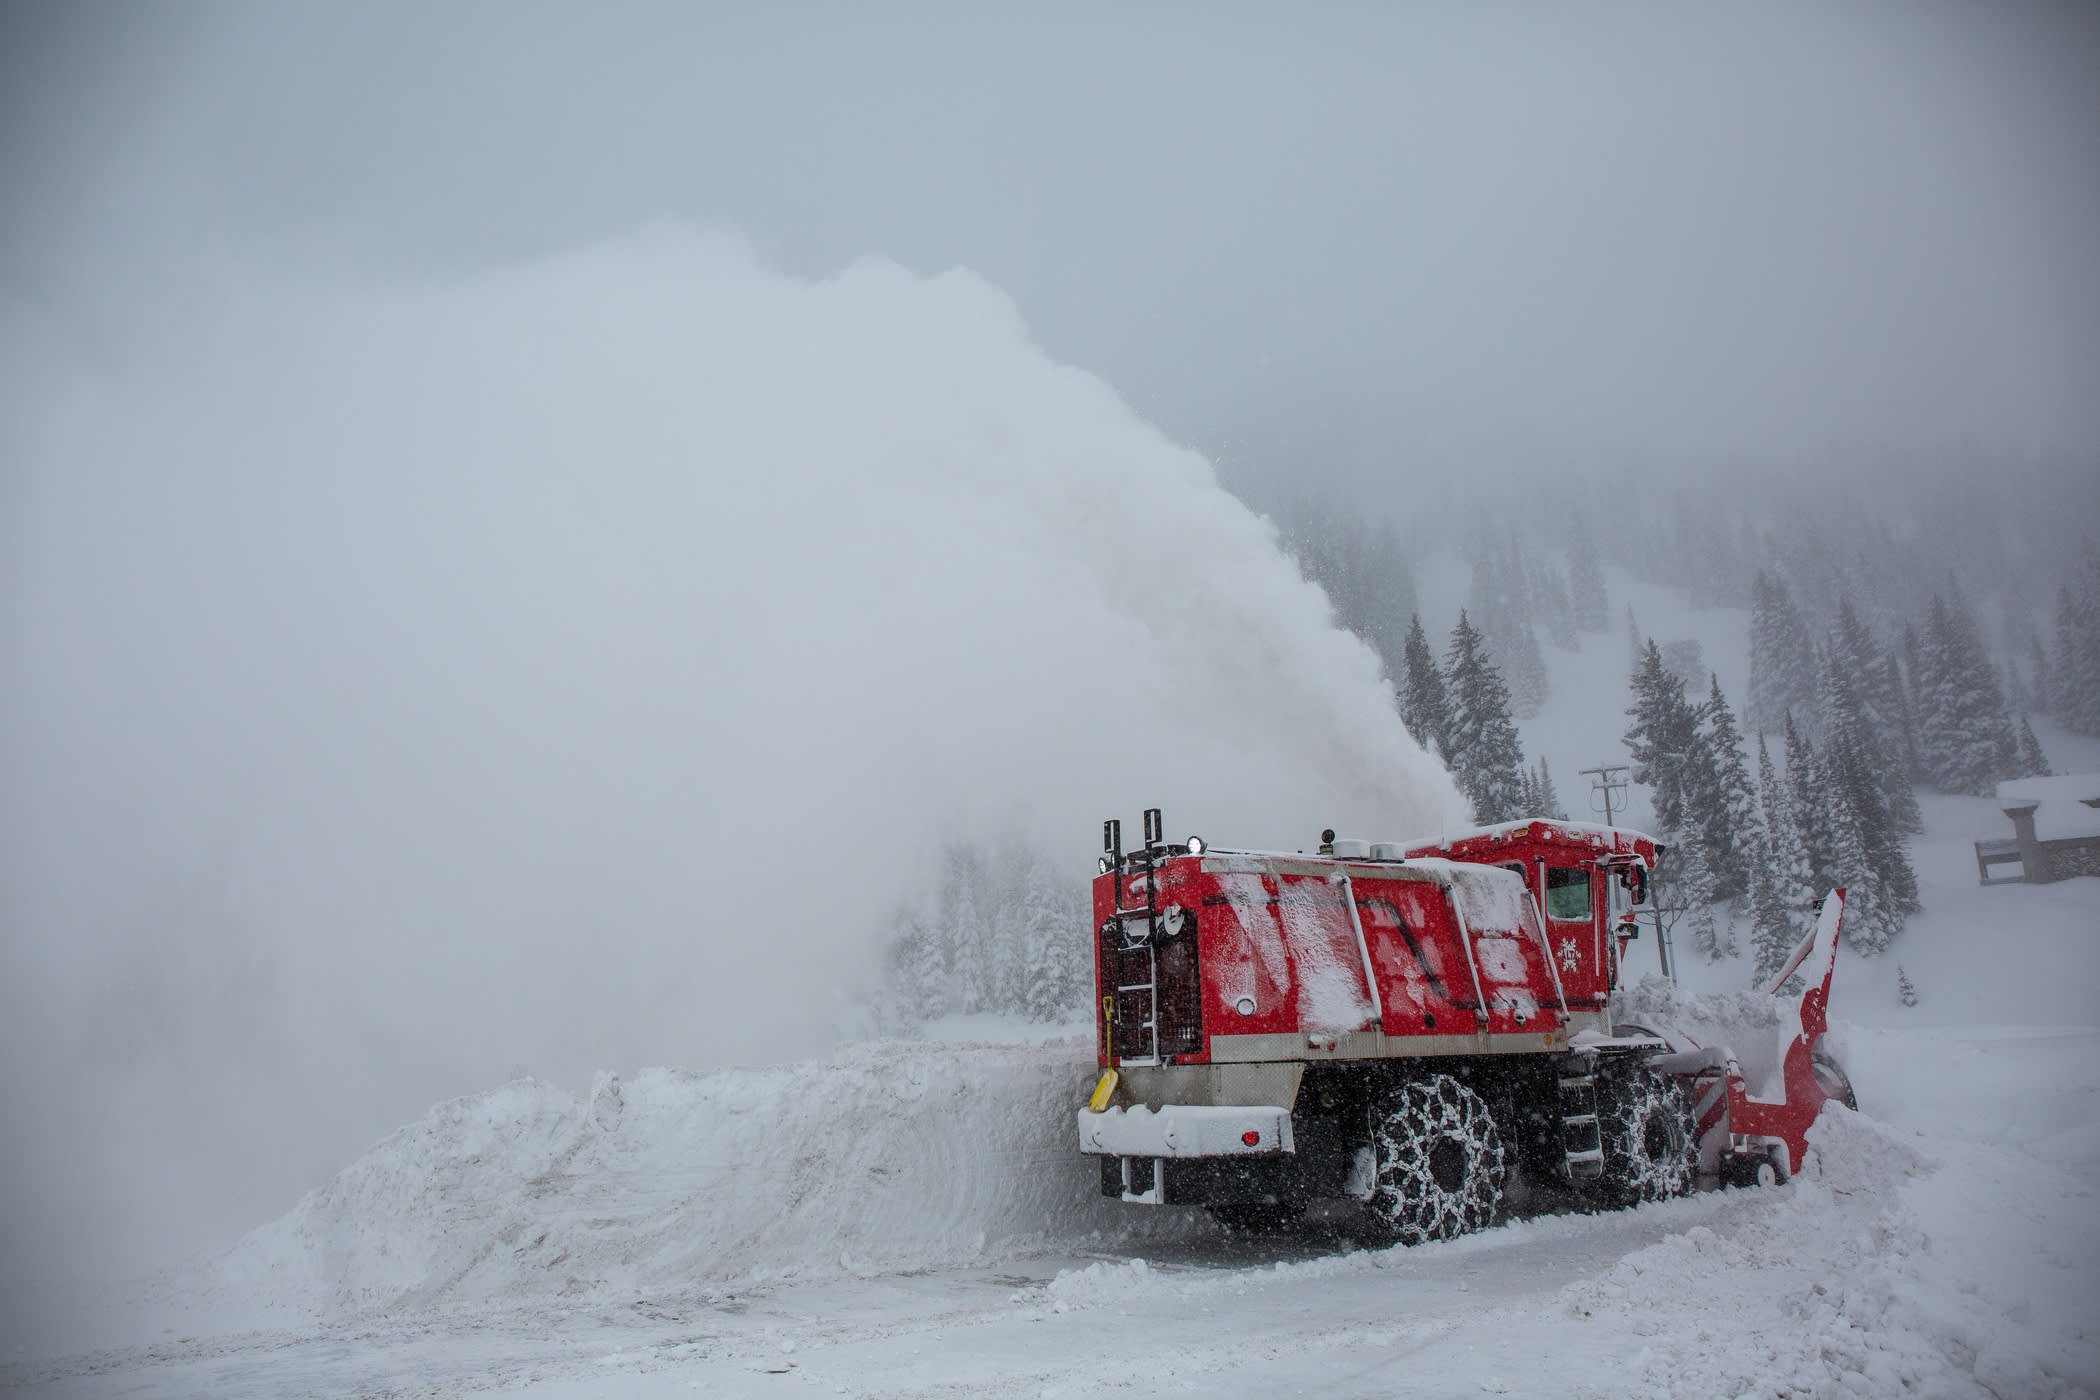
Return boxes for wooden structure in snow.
[1975,774,2100,885]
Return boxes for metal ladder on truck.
[1557,1072,1605,1180]
[1104,810,1165,1066]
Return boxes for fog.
[7,6,2096,482]
[2,0,2096,1335]
[0,230,1459,1314]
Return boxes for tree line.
[877,838,1093,1028]
[1750,571,2052,798]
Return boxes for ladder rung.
[1117,983,1155,993]
[1558,1076,1594,1090]
[1564,1148,1604,1164]
[1561,1114,1597,1128]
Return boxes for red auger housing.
[1077,809,1853,1240]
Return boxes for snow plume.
[0,228,1462,1307]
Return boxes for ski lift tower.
[1580,762,1675,983]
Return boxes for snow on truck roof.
[1184,818,1652,878]
[1401,818,1659,851]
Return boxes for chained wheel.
[1594,1060,1698,1205]
[1366,1074,1506,1244]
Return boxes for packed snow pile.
[196,1038,1150,1318]
[1562,1106,2099,1400]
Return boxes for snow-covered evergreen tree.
[2049,545,2100,735]
[1749,571,1817,737]
[1828,599,1923,835]
[1530,755,1569,821]
[1398,613,1454,763]
[1785,711,1833,898]
[2029,633,2053,720]
[1897,965,1919,1008]
[1683,675,1758,900]
[1663,836,1731,962]
[881,837,1091,1027]
[1750,735,1815,984]
[1815,656,1918,951]
[1624,639,1700,836]
[1887,644,1925,807]
[1915,591,2020,795]
[1445,610,1527,824]
[2014,716,2051,778]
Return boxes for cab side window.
[1545,867,1591,922]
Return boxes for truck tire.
[1366,1074,1506,1244]
[1593,1061,1697,1205]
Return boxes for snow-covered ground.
[8,583,2097,1399]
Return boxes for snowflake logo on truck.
[1559,936,1581,973]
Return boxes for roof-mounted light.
[1187,836,1205,855]
[1097,855,1112,874]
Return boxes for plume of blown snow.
[0,227,1461,1298]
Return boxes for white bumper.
[1076,1104,1294,1158]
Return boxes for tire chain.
[1368,1073,1507,1244]
[1595,1061,1698,1204]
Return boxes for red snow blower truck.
[1077,809,1856,1239]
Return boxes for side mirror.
[1617,864,1649,907]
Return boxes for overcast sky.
[6,3,2097,487]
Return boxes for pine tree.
[1444,611,1527,824]
[1750,735,1815,984]
[1624,640,1700,836]
[2014,716,2051,778]
[1398,613,1454,763]
[1683,675,1759,900]
[1749,571,1818,737]
[2029,634,2053,719]
[1532,756,1569,821]
[1785,711,1833,897]
[1888,644,1925,800]
[2049,544,2100,735]
[1665,837,1729,961]
[1816,656,1919,951]
[1627,605,1644,676]
[1015,856,1086,1021]
[1916,591,2021,795]
[1827,599,1923,835]
[1897,965,1919,1008]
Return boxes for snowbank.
[1563,1107,2099,1400]
[196,1038,1154,1318]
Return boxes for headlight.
[1187,835,1205,855]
